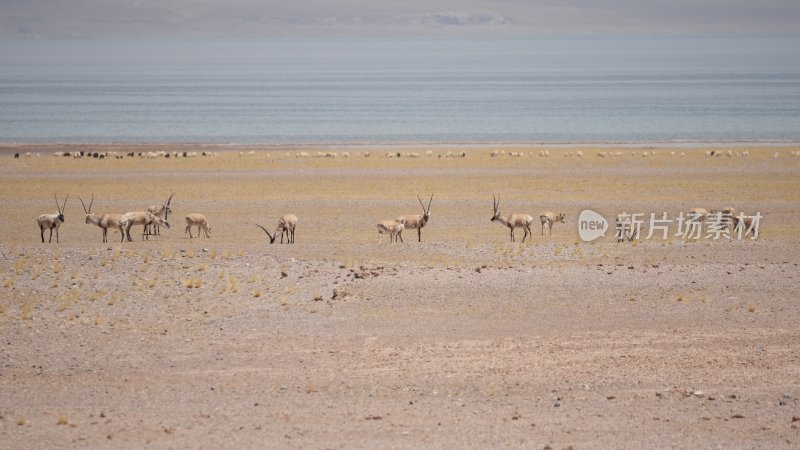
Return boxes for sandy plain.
[0,143,799,449]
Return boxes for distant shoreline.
[2,140,800,154]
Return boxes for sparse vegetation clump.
[185,278,202,289]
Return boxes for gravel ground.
[1,144,799,449]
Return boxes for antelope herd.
[34,191,760,245]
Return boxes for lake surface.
[1,36,799,144]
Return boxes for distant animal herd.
[35,191,575,245]
[12,148,800,160]
[35,191,755,245]
[15,148,779,244]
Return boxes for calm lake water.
[1,37,799,144]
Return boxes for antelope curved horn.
[426,193,433,212]
[61,194,69,214]
[167,192,175,206]
[79,196,88,214]
[55,194,61,214]
[417,195,425,210]
[88,194,94,214]
[255,223,274,240]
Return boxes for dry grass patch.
[185,278,203,289]
[20,300,34,320]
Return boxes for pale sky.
[2,0,800,38]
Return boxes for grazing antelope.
[255,224,277,243]
[490,195,535,243]
[145,192,175,236]
[274,214,298,243]
[79,195,129,243]
[377,220,405,243]
[540,211,566,236]
[37,194,69,243]
[255,215,297,244]
[615,215,639,242]
[185,213,211,238]
[122,211,170,241]
[395,194,433,243]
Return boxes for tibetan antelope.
[256,214,297,244]
[708,207,735,230]
[377,220,405,243]
[615,215,644,242]
[717,207,758,238]
[687,207,710,222]
[255,214,297,243]
[490,195,535,243]
[255,224,277,243]
[185,213,211,238]
[122,211,170,241]
[145,192,175,236]
[37,194,69,243]
[79,195,129,243]
[395,194,433,243]
[540,211,566,236]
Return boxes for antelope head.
[491,195,501,222]
[556,213,567,223]
[79,194,94,224]
[418,193,433,223]
[164,192,175,219]
[256,224,277,244]
[55,193,68,222]
[147,212,171,228]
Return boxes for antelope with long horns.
[145,192,175,236]
[395,194,433,243]
[122,211,170,241]
[37,194,68,243]
[256,214,297,243]
[490,195,535,243]
[80,195,129,243]
[185,213,211,238]
[255,224,277,243]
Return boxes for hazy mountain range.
[2,0,799,38]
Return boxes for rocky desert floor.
[0,144,799,449]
